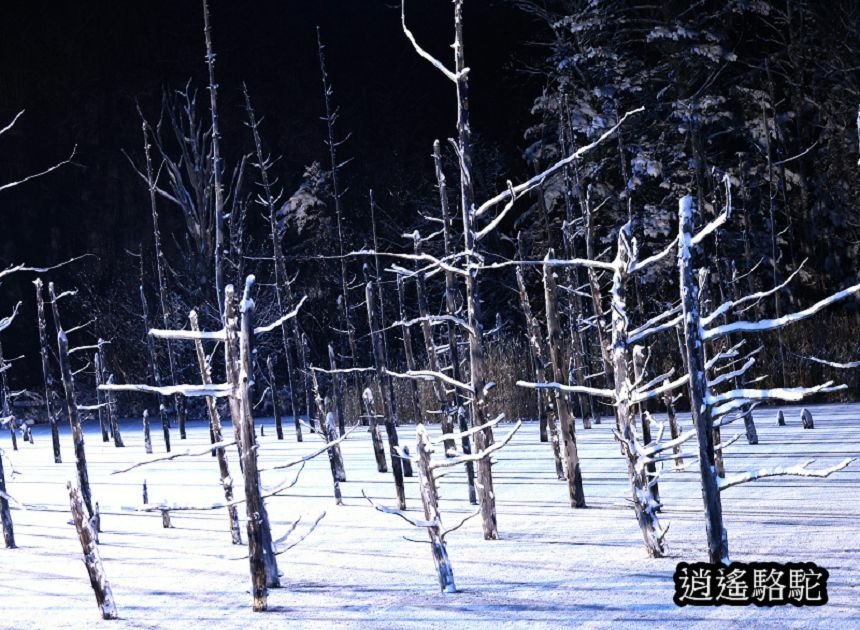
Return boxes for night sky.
[1,0,539,262]
[0,0,543,380]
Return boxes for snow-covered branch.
[719,458,855,491]
[111,439,238,474]
[253,295,307,335]
[150,328,226,341]
[384,368,474,394]
[516,379,614,399]
[363,490,438,528]
[704,282,860,340]
[99,383,232,398]
[703,263,805,326]
[706,381,842,406]
[475,107,644,218]
[259,427,355,472]
[430,420,522,470]
[401,0,462,83]
[0,145,77,193]
[431,413,504,445]
[0,255,93,281]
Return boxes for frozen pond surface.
[0,402,858,628]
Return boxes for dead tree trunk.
[34,278,62,462]
[99,340,124,448]
[141,121,187,440]
[229,279,279,608]
[543,254,586,507]
[191,309,242,545]
[366,281,407,509]
[433,139,477,505]
[310,371,345,505]
[94,353,110,442]
[302,334,316,434]
[663,393,684,468]
[415,424,456,593]
[243,86,304,444]
[362,388,388,473]
[327,344,346,436]
[0,451,15,548]
[140,284,170,453]
[677,196,729,565]
[516,264,564,480]
[0,342,16,452]
[412,235,455,453]
[515,235,548,441]
[67,481,117,620]
[610,230,665,557]
[142,409,152,455]
[453,0,498,539]
[51,284,94,521]
[202,0,226,312]
[318,28,358,369]
[395,275,422,423]
[267,356,284,441]
[633,346,659,505]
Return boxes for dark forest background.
[1,0,859,409]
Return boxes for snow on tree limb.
[99,382,232,398]
[516,379,614,399]
[631,373,690,405]
[363,489,439,528]
[384,368,474,393]
[0,255,93,281]
[393,314,476,338]
[253,295,307,334]
[474,107,645,219]
[400,0,463,83]
[0,110,25,137]
[706,381,843,406]
[719,458,856,491]
[704,282,860,340]
[150,328,226,341]
[800,355,860,369]
[430,420,522,471]
[259,426,355,472]
[708,358,756,388]
[630,236,678,273]
[0,303,21,334]
[432,413,505,445]
[0,145,77,193]
[703,262,806,326]
[111,439,238,474]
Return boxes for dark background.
[0,0,541,380]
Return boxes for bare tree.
[367,416,521,592]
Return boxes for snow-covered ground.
[0,403,858,629]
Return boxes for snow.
[0,403,859,628]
